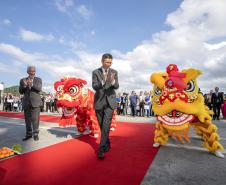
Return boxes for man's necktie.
[28,77,33,89]
[104,69,108,82]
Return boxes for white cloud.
[0,43,43,62]
[91,30,95,36]
[54,1,93,20]
[77,5,93,19]
[58,37,87,51]
[166,0,226,39]
[0,62,11,73]
[204,41,226,50]
[0,43,99,92]
[2,19,11,26]
[109,0,226,92]
[19,28,54,42]
[0,61,21,74]
[58,36,65,44]
[1,0,226,93]
[42,85,53,93]
[55,0,74,12]
[70,40,86,50]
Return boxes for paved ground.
[141,120,226,185]
[0,114,156,153]
[0,116,80,153]
[0,112,226,185]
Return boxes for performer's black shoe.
[33,135,39,141]
[97,151,105,159]
[22,135,32,141]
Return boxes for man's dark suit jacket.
[92,68,119,110]
[211,92,224,105]
[19,77,42,108]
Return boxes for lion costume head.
[151,64,206,130]
[54,77,87,120]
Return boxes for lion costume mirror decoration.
[54,77,116,138]
[150,64,224,158]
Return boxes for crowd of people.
[2,88,226,120]
[116,87,226,120]
[1,93,58,113]
[116,91,154,117]
[2,94,23,112]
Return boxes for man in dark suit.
[211,87,224,120]
[130,91,138,117]
[19,66,42,141]
[92,53,119,159]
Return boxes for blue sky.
[0,0,226,93]
[0,0,181,53]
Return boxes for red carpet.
[0,111,60,123]
[0,122,158,185]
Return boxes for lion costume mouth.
[57,99,80,117]
[157,110,194,126]
[57,99,80,108]
[62,107,76,117]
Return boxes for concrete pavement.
[141,120,226,185]
[0,113,226,185]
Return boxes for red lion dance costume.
[54,77,116,138]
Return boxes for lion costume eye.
[154,86,162,96]
[185,81,195,92]
[57,85,63,92]
[69,86,78,94]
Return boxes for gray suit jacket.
[19,77,42,108]
[92,68,119,110]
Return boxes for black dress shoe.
[22,135,32,141]
[97,151,104,159]
[33,135,39,141]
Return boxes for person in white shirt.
[138,91,145,117]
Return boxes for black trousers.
[46,102,51,112]
[24,104,40,136]
[131,105,136,117]
[139,104,144,116]
[207,103,212,110]
[213,103,222,119]
[95,105,114,152]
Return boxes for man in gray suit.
[19,66,42,141]
[92,53,119,159]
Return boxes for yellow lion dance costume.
[151,64,225,158]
